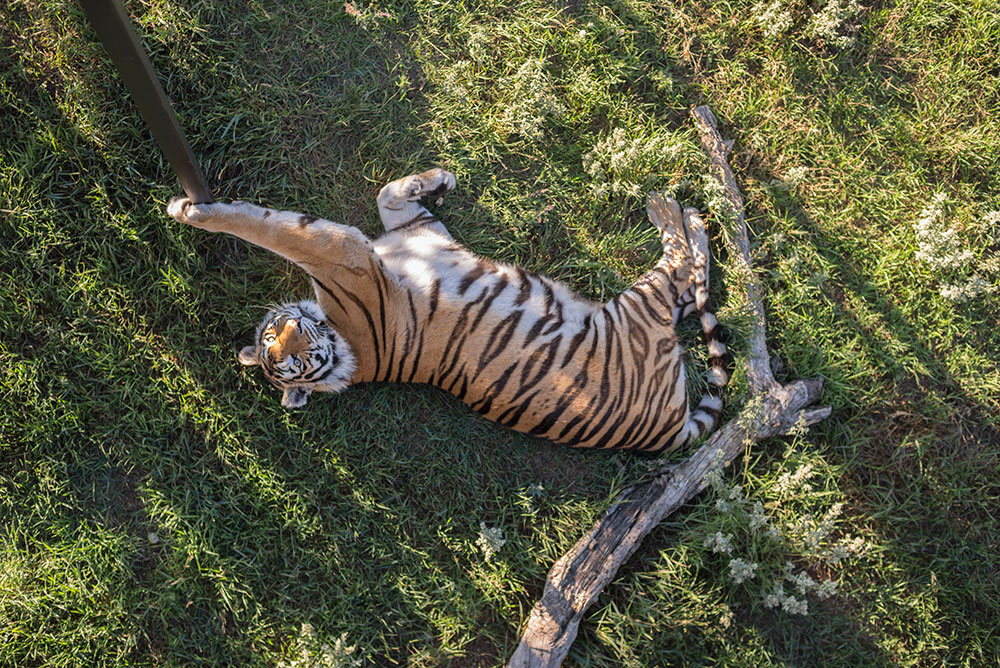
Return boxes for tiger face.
[238,300,356,408]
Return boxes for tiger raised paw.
[167,169,728,453]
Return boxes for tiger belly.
[404,283,690,453]
[452,311,690,452]
[374,231,692,453]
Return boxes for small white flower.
[752,0,794,38]
[913,193,973,271]
[803,502,844,549]
[825,535,867,564]
[783,166,809,188]
[498,58,564,140]
[703,173,732,218]
[787,569,817,595]
[703,531,735,555]
[815,579,838,599]
[476,522,506,561]
[787,410,812,437]
[748,501,770,532]
[436,60,474,102]
[773,463,814,496]
[703,453,726,492]
[278,624,362,668]
[763,581,786,609]
[912,194,996,303]
[764,579,809,615]
[807,0,862,47]
[728,557,759,584]
[940,275,995,303]
[782,594,809,615]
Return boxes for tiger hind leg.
[674,285,697,323]
[646,193,695,287]
[376,167,456,238]
[646,194,730,446]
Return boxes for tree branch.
[505,106,830,668]
[690,104,775,394]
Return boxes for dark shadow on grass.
[716,120,998,668]
[2,3,645,665]
[513,0,998,663]
[1,5,482,665]
[12,0,998,663]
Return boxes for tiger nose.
[276,316,300,332]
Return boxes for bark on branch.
[506,106,831,668]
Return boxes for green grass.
[1,0,998,665]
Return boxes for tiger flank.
[167,168,729,453]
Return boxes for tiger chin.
[237,299,356,409]
[167,167,730,454]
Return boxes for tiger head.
[238,300,356,408]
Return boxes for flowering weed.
[807,0,863,48]
[751,0,795,39]
[694,439,867,618]
[913,193,998,303]
[497,58,565,141]
[750,0,862,48]
[278,624,362,668]
[475,522,507,561]
[583,127,690,199]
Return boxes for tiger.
[166,167,729,453]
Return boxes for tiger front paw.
[167,197,230,230]
[410,168,457,204]
[168,196,201,225]
[379,168,457,210]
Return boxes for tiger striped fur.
[167,168,729,453]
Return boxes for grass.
[1,0,998,665]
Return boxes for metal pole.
[79,0,213,203]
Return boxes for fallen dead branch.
[506,105,831,668]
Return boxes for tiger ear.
[238,345,259,366]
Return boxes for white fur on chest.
[374,229,596,322]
